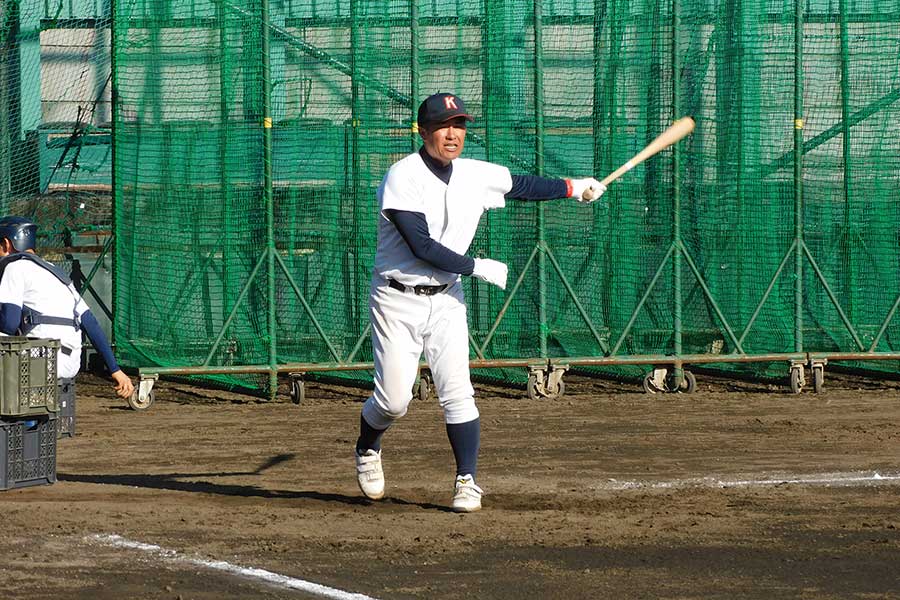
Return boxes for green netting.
[5,0,900,394]
[110,0,900,391]
[0,0,113,244]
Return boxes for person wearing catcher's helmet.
[0,216,134,401]
[353,92,605,512]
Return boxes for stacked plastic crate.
[0,338,60,490]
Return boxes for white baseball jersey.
[362,151,514,429]
[0,259,88,378]
[374,153,513,286]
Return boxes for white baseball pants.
[361,277,478,430]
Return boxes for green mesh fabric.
[94,0,900,390]
[0,0,112,248]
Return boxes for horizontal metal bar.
[281,13,899,28]
[555,351,900,369]
[551,353,808,367]
[286,16,484,28]
[140,362,374,376]
[61,11,898,32]
[809,352,900,362]
[469,358,544,369]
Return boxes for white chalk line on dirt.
[596,470,900,491]
[87,534,378,600]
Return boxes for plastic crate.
[0,337,60,417]
[0,417,57,490]
[57,378,75,439]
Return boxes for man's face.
[0,239,12,257]
[420,117,468,165]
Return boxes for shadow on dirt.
[57,472,451,511]
[57,452,451,511]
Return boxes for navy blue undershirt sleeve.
[80,310,120,373]
[0,302,21,335]
[385,209,476,276]
[506,175,568,201]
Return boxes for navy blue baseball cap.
[417,93,474,127]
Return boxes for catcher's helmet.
[0,216,37,252]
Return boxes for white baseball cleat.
[451,474,483,513]
[355,449,385,500]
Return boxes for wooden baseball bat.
[583,116,696,200]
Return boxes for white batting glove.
[568,177,607,203]
[472,258,508,290]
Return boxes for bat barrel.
[598,116,695,188]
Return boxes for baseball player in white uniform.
[0,216,134,400]
[354,92,605,512]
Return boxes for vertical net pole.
[110,0,118,348]
[793,0,804,352]
[261,0,278,399]
[594,0,616,330]
[735,0,748,326]
[481,0,493,164]
[350,0,361,338]
[533,1,544,174]
[350,0,359,209]
[672,0,683,359]
[218,1,232,322]
[533,0,548,359]
[838,0,853,318]
[0,0,8,209]
[410,0,419,152]
[591,0,603,177]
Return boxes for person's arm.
[384,210,506,288]
[80,310,134,399]
[385,209,475,275]
[506,174,605,202]
[506,175,567,200]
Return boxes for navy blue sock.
[356,413,387,455]
[446,418,480,478]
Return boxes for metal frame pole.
[837,0,853,317]
[350,0,360,191]
[0,0,10,208]
[109,0,118,348]
[591,0,603,176]
[533,0,548,358]
[218,1,232,321]
[793,0,804,352]
[672,0,683,361]
[481,0,493,163]
[261,0,277,399]
[410,0,419,151]
[350,0,362,354]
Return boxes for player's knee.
[372,388,411,421]
[380,402,408,420]
[439,395,478,424]
[362,397,406,430]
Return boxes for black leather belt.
[388,279,449,296]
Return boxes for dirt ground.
[0,368,898,600]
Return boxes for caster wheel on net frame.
[642,368,696,394]
[289,377,305,404]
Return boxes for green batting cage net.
[6,0,899,394]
